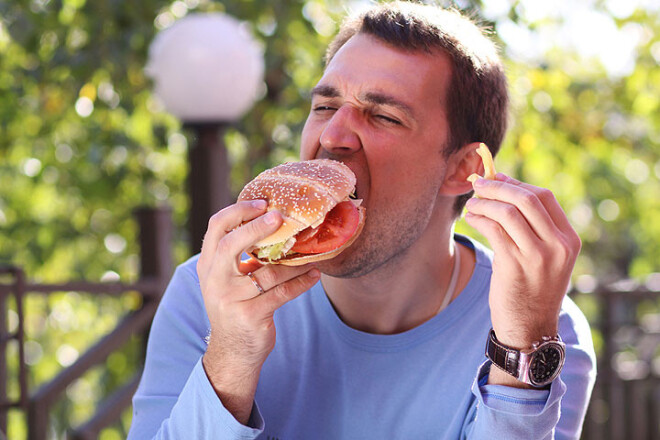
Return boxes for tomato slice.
[291,201,360,254]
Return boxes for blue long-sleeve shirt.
[129,235,596,439]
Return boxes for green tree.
[0,0,346,437]
[487,6,660,282]
[1,0,659,438]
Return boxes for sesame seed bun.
[237,159,361,263]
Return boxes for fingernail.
[465,198,476,208]
[473,177,486,187]
[252,199,267,209]
[264,211,279,225]
[309,268,320,278]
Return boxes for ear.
[439,142,485,196]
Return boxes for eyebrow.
[310,84,341,98]
[310,85,416,120]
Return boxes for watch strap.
[486,329,520,377]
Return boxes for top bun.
[237,159,357,247]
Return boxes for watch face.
[529,344,564,385]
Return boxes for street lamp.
[146,12,265,254]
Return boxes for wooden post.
[134,205,174,362]
[185,123,232,255]
[0,268,28,437]
[0,271,8,435]
[134,206,174,296]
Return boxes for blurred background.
[1,0,659,438]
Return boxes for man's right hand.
[196,200,320,425]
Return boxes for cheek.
[299,117,320,160]
[367,146,443,195]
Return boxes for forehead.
[318,33,452,112]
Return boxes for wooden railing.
[572,278,660,440]
[0,207,173,440]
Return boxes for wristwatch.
[485,329,566,388]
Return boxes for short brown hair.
[325,1,509,215]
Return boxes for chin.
[314,232,386,279]
[313,236,365,278]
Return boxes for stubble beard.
[316,189,439,279]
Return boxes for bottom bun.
[252,206,365,266]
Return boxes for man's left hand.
[464,173,581,350]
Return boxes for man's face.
[300,33,454,277]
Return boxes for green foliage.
[0,0,186,282]
[1,0,659,438]
[487,7,660,282]
[0,0,345,437]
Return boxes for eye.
[313,106,336,113]
[375,114,401,125]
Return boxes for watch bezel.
[525,339,566,387]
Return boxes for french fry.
[467,143,496,184]
[466,174,480,184]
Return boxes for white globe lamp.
[146,13,264,122]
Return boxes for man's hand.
[464,173,581,385]
[196,200,320,424]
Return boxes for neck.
[321,224,475,334]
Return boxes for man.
[129,2,596,439]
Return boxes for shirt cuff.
[192,358,265,437]
[472,360,566,415]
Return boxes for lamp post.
[146,13,265,254]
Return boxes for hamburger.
[237,159,365,266]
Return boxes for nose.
[319,106,362,156]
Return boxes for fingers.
[201,209,285,305]
[465,173,581,261]
[248,263,316,293]
[204,200,269,251]
[464,199,539,252]
[219,264,320,313]
[469,175,562,242]
[216,210,283,275]
[198,200,270,279]
[495,174,578,242]
[465,211,520,262]
[496,173,582,252]
[256,267,321,311]
[197,199,319,310]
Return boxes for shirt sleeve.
[127,260,265,440]
[463,299,597,440]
